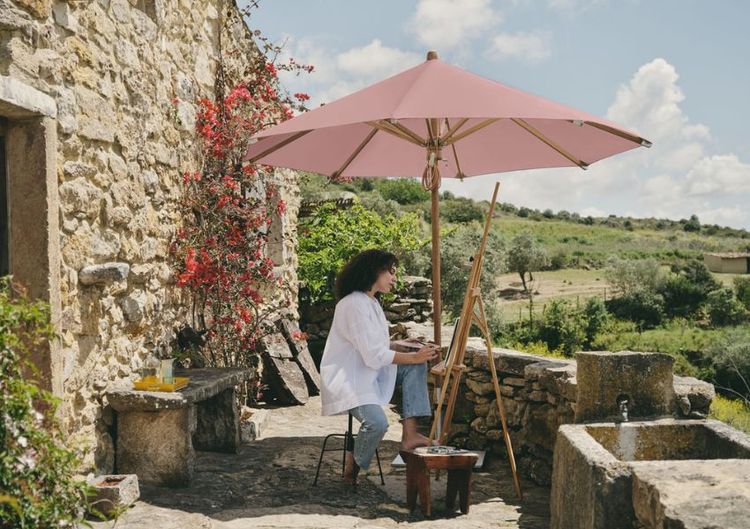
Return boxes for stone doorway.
[0,76,62,396]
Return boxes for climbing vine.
[168,1,312,399]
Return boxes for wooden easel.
[428,181,523,500]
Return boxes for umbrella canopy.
[244,51,651,342]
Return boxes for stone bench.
[106,367,250,487]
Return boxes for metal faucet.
[619,399,629,422]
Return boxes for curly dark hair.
[334,249,399,302]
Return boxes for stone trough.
[550,349,750,529]
[550,419,750,529]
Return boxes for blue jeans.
[349,362,431,470]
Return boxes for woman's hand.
[412,344,439,364]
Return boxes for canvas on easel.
[428,181,523,500]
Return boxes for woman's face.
[372,264,397,294]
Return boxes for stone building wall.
[0,0,299,473]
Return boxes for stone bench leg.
[115,406,196,487]
[194,387,240,453]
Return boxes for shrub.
[583,297,610,344]
[508,341,567,359]
[710,395,750,434]
[673,260,721,293]
[704,328,750,401]
[439,197,484,224]
[734,276,750,310]
[706,288,748,326]
[375,178,429,205]
[660,274,707,318]
[359,193,403,218]
[0,278,92,527]
[683,214,701,232]
[604,256,664,297]
[606,290,666,330]
[549,250,569,270]
[298,203,425,303]
[538,299,586,356]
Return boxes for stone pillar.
[115,407,197,487]
[575,351,675,423]
[193,387,240,453]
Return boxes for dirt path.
[88,397,550,529]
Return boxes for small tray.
[133,376,189,392]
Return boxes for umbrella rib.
[425,118,434,142]
[445,118,465,178]
[511,118,589,169]
[441,118,469,144]
[246,130,313,164]
[582,121,652,148]
[367,121,424,147]
[390,121,428,145]
[443,118,501,145]
[331,128,379,179]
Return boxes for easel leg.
[475,295,524,501]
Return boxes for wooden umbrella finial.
[426,50,439,60]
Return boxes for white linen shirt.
[320,291,398,416]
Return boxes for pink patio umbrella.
[244,51,651,345]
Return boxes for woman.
[319,249,439,485]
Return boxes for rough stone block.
[631,460,750,529]
[79,262,130,285]
[115,407,195,487]
[575,351,675,423]
[673,375,715,417]
[88,474,139,517]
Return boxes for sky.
[241,0,750,229]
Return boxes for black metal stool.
[313,412,385,485]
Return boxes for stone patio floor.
[88,396,550,529]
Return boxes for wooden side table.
[400,449,479,517]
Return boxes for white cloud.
[547,0,605,12]
[696,206,746,227]
[276,37,421,107]
[408,0,502,50]
[579,206,607,218]
[685,155,750,196]
[336,39,422,80]
[444,57,750,229]
[486,31,552,62]
[607,58,709,144]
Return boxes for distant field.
[492,268,608,322]
[489,267,746,323]
[490,215,749,264]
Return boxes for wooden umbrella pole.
[431,185,441,346]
